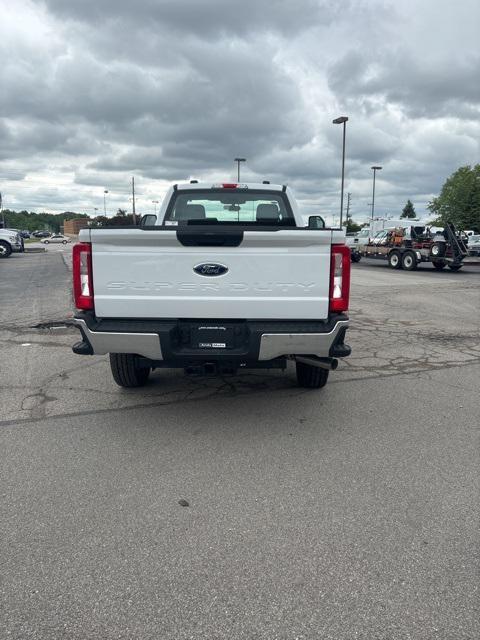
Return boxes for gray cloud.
[1,0,479,222]
[328,50,480,120]
[42,0,338,37]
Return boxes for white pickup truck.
[71,182,351,389]
[0,228,23,258]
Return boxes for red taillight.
[72,242,94,310]
[329,244,351,313]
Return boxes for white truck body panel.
[87,228,334,320]
[73,183,351,386]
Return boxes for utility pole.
[345,192,351,226]
[234,158,246,181]
[132,177,136,225]
[103,189,108,216]
[371,166,382,220]
[332,116,349,227]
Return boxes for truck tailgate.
[89,229,333,320]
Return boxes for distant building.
[64,218,89,235]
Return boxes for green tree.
[401,199,416,219]
[428,164,480,231]
[91,213,133,227]
[0,209,89,233]
[89,216,109,227]
[116,208,127,217]
[343,219,361,233]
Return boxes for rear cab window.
[163,189,296,227]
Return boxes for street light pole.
[332,116,348,227]
[131,177,136,226]
[152,200,159,215]
[234,158,246,182]
[370,166,382,220]
[103,189,108,216]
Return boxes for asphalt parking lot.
[1,250,479,639]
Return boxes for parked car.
[33,231,51,238]
[0,229,23,258]
[41,234,71,244]
[346,232,362,262]
[9,229,31,238]
[467,234,480,256]
[2,229,25,252]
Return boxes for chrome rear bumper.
[258,320,349,360]
[73,318,163,359]
[73,317,349,362]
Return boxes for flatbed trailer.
[361,222,480,271]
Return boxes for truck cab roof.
[155,182,301,225]
[175,181,286,192]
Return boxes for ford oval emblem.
[193,263,228,277]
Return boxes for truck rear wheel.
[430,242,446,258]
[295,362,329,389]
[0,241,12,258]
[388,251,401,269]
[401,251,417,271]
[109,353,151,387]
[432,261,446,270]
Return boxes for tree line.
[0,210,89,233]
[0,208,138,231]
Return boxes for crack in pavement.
[3,319,480,424]
[2,261,479,425]
[1,357,480,429]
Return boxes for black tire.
[388,250,401,269]
[296,362,329,389]
[0,241,12,258]
[62,240,67,244]
[430,241,446,258]
[351,253,361,263]
[43,240,49,244]
[448,264,463,272]
[401,251,417,271]
[432,261,446,270]
[109,353,151,387]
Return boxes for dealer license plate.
[191,326,234,349]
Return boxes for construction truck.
[359,222,480,271]
[346,218,416,263]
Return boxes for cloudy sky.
[1,0,479,224]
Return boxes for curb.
[24,247,47,253]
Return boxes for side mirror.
[308,215,325,229]
[140,214,157,228]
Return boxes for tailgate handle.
[176,230,244,247]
